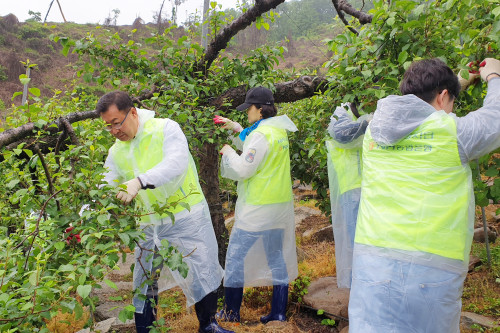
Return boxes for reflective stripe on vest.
[244,124,292,205]
[110,118,204,223]
[355,111,470,261]
[325,140,362,195]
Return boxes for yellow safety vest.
[355,111,472,261]
[325,140,362,195]
[110,118,204,223]
[244,124,293,205]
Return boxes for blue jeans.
[225,228,288,287]
[349,253,464,333]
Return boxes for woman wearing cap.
[214,86,299,323]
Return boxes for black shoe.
[195,291,234,333]
[260,285,288,324]
[135,296,157,333]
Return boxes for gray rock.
[473,227,497,243]
[76,317,117,333]
[303,225,333,242]
[490,211,500,222]
[105,253,135,281]
[294,206,322,229]
[468,255,482,272]
[303,276,350,320]
[294,183,313,192]
[460,311,499,330]
[92,281,133,298]
[95,301,134,322]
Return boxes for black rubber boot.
[195,291,235,333]
[216,287,243,322]
[260,284,288,324]
[134,296,157,333]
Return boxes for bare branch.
[332,0,373,32]
[210,75,329,111]
[332,0,359,34]
[195,0,286,74]
[0,110,98,150]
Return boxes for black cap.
[236,86,274,111]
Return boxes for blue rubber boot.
[216,287,243,322]
[260,285,288,324]
[134,296,157,333]
[195,291,234,333]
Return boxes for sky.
[2,0,238,26]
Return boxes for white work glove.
[458,61,480,91]
[116,178,142,204]
[213,115,243,133]
[219,144,233,156]
[479,58,500,82]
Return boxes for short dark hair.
[96,91,134,114]
[400,58,460,103]
[254,104,277,119]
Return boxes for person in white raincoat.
[349,58,500,333]
[97,91,232,333]
[215,87,298,323]
[325,103,371,288]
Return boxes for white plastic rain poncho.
[325,104,371,288]
[104,109,224,313]
[220,115,298,287]
[349,78,500,333]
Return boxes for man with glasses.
[97,91,232,333]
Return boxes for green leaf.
[29,87,40,97]
[60,264,75,272]
[20,77,31,85]
[104,279,118,290]
[54,242,65,250]
[493,6,500,17]
[178,202,191,211]
[6,179,20,189]
[74,302,83,320]
[398,51,408,64]
[97,214,108,224]
[21,302,34,311]
[119,232,130,245]
[77,284,92,299]
[28,271,38,286]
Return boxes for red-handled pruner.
[213,115,226,124]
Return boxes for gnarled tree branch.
[332,0,373,34]
[210,75,329,111]
[195,0,286,74]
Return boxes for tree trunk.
[197,142,228,268]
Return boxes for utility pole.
[56,0,67,22]
[201,0,210,49]
[44,0,55,23]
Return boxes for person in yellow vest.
[215,87,298,323]
[326,103,371,289]
[349,58,500,332]
[97,91,233,333]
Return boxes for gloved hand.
[458,61,480,91]
[479,58,500,82]
[116,178,142,204]
[213,115,243,133]
[219,144,233,155]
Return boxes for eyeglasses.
[105,108,131,132]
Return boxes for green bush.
[0,65,8,81]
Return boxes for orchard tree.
[1,0,499,331]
